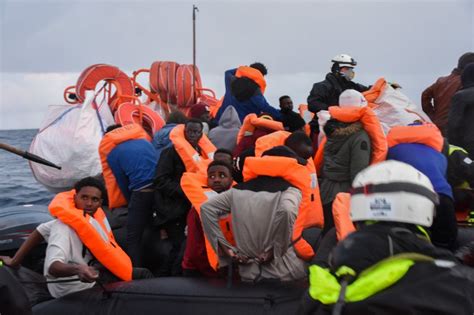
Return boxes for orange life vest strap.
[243,156,324,260]
[236,114,284,145]
[235,66,266,94]
[332,192,356,241]
[49,190,133,281]
[387,123,444,152]
[99,124,150,208]
[169,124,216,174]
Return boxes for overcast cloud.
[1,0,473,129]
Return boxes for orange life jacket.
[387,123,444,152]
[362,77,386,105]
[98,124,150,209]
[313,106,388,173]
[181,172,236,271]
[254,130,291,157]
[332,192,356,241]
[236,114,284,145]
[243,155,324,261]
[235,66,266,94]
[169,124,216,174]
[49,190,133,281]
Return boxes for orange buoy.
[114,102,165,136]
[75,64,134,109]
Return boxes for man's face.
[214,152,233,166]
[339,67,355,81]
[74,186,103,216]
[207,165,232,193]
[279,98,293,112]
[185,122,203,147]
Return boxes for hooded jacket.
[152,123,178,161]
[319,121,371,205]
[215,68,281,122]
[448,63,474,158]
[208,106,241,151]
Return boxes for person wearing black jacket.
[306,54,369,138]
[153,120,204,275]
[448,62,474,158]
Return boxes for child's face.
[207,165,232,193]
[74,186,103,215]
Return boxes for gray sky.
[1,0,473,129]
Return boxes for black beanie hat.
[457,52,474,72]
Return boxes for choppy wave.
[0,129,54,207]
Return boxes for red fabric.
[233,128,273,157]
[182,207,218,277]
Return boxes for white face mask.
[340,68,355,81]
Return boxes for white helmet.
[350,160,437,227]
[331,54,357,68]
[339,89,368,108]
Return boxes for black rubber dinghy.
[33,277,307,315]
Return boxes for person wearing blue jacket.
[387,138,458,250]
[152,111,188,162]
[215,62,281,123]
[105,124,158,267]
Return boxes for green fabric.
[335,266,356,278]
[308,254,434,304]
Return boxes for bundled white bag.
[29,91,114,192]
[373,84,432,134]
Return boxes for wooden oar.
[0,142,61,170]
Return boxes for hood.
[324,119,363,138]
[231,77,260,102]
[152,123,176,146]
[218,106,242,129]
[461,62,474,88]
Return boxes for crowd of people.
[2,53,474,313]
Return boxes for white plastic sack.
[373,84,432,134]
[29,91,115,192]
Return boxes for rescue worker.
[299,161,474,314]
[306,54,369,140]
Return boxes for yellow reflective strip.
[345,259,414,302]
[308,265,341,304]
[335,265,356,278]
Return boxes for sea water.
[0,129,54,207]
